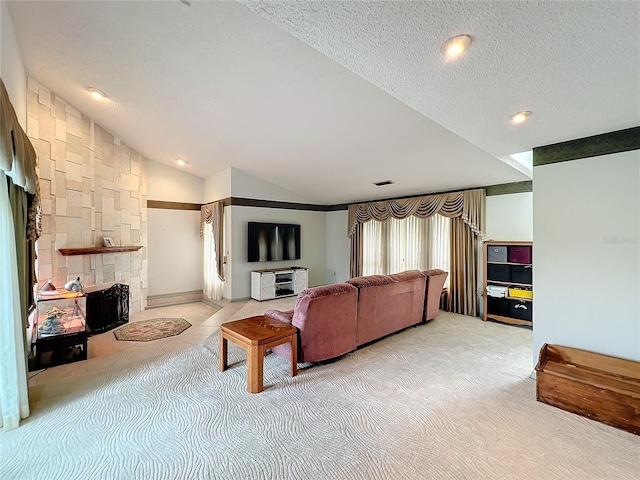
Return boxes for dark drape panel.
[7,177,29,327]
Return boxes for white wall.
[228,206,327,300]
[486,192,533,241]
[147,209,203,296]
[231,167,315,202]
[533,150,640,364]
[1,2,26,127]
[204,167,231,202]
[221,205,233,300]
[147,160,204,203]
[147,160,204,296]
[326,210,350,283]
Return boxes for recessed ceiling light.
[176,159,187,166]
[442,34,472,60]
[88,87,106,99]
[510,111,532,125]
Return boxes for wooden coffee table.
[219,315,297,393]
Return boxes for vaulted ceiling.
[6,1,639,204]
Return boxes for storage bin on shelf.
[508,288,533,299]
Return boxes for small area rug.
[113,318,191,342]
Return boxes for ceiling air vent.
[373,180,394,186]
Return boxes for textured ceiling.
[245,0,640,159]
[6,1,639,204]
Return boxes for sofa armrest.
[264,309,294,325]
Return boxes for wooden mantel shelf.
[59,246,142,256]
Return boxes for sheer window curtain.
[201,202,225,301]
[203,223,224,301]
[362,214,450,283]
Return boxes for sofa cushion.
[421,269,448,321]
[350,271,426,346]
[271,283,358,363]
[346,275,395,288]
[297,283,356,299]
[387,270,424,282]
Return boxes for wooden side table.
[219,315,297,393]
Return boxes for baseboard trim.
[202,297,223,310]
[226,296,251,303]
[146,290,203,308]
[146,300,203,309]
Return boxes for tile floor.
[28,300,247,386]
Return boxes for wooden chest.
[535,343,640,435]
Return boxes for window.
[362,215,450,285]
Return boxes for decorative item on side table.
[103,236,116,247]
[64,276,84,293]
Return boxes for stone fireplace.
[26,78,148,312]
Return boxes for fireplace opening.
[85,283,130,334]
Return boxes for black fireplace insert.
[86,283,129,334]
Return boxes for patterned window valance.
[347,188,485,239]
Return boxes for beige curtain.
[200,201,225,281]
[449,189,484,316]
[450,217,478,316]
[348,189,485,316]
[349,206,364,279]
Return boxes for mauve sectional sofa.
[265,269,448,363]
[347,270,426,346]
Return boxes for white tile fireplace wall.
[26,78,148,312]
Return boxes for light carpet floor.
[1,311,638,479]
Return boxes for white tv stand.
[251,267,308,301]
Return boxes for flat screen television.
[247,222,301,262]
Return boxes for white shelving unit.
[251,268,308,301]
